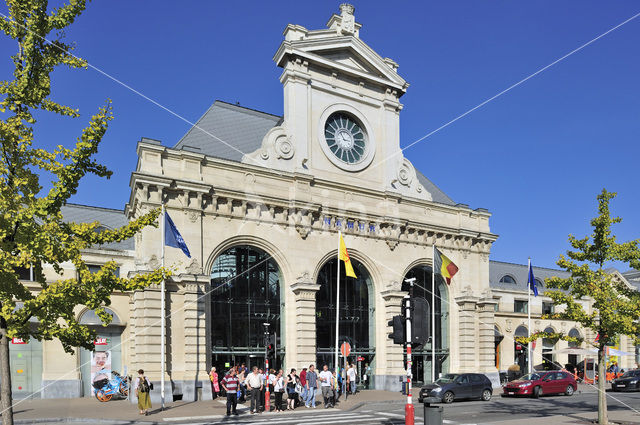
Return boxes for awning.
[606,347,634,356]
[546,347,597,356]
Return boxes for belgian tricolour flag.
[434,247,459,285]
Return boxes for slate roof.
[174,101,282,162]
[61,203,134,251]
[489,260,570,292]
[172,100,455,205]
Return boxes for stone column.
[379,289,406,391]
[476,295,499,387]
[130,286,173,404]
[290,275,321,369]
[455,293,479,372]
[180,278,210,401]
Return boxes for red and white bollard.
[265,357,270,412]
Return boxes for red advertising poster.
[94,337,108,345]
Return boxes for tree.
[0,2,167,424]
[544,189,640,425]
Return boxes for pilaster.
[379,289,406,391]
[476,295,499,386]
[455,293,479,372]
[290,275,321,369]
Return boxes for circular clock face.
[324,113,367,164]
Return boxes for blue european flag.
[528,262,538,297]
[165,212,191,258]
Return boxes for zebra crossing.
[163,409,405,425]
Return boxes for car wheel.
[565,385,574,396]
[533,386,542,399]
[481,389,492,401]
[442,391,454,404]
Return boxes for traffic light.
[388,315,405,344]
[411,297,430,350]
[387,297,431,348]
[266,334,276,358]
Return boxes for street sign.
[340,342,351,357]
[357,356,364,361]
[11,338,26,344]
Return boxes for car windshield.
[519,373,541,381]
[622,371,640,378]
[435,374,459,384]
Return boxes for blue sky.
[1,1,638,270]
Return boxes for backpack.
[138,377,150,393]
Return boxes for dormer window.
[499,275,517,284]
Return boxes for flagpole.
[335,231,341,372]
[527,257,532,375]
[161,204,166,409]
[432,245,436,383]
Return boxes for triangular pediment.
[274,35,408,93]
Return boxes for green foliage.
[544,189,640,349]
[0,0,168,353]
[515,331,581,346]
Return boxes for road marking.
[289,416,384,425]
[378,411,405,418]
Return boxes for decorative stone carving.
[390,158,432,201]
[187,210,199,223]
[186,258,201,275]
[148,255,160,270]
[339,3,355,35]
[243,126,296,172]
[505,319,512,333]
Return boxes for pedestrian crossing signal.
[266,335,276,358]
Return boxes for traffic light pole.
[263,323,270,412]
[404,278,415,425]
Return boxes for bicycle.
[93,371,130,402]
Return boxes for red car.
[503,371,577,398]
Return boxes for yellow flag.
[339,233,357,278]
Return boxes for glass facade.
[402,265,449,383]
[316,258,374,368]
[210,246,282,354]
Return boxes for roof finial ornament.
[339,3,356,35]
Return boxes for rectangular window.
[494,302,499,312]
[514,300,528,314]
[86,264,120,278]
[542,302,554,315]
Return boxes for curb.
[15,419,157,425]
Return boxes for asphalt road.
[360,389,640,425]
[27,390,640,425]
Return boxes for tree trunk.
[0,328,14,425]
[597,346,607,425]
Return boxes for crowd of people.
[209,362,370,416]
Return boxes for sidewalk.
[4,390,405,424]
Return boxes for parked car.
[502,371,577,398]
[611,370,640,392]
[418,373,493,404]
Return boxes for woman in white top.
[273,369,285,412]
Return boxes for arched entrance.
[542,326,556,367]
[495,326,504,370]
[316,258,374,372]
[514,325,529,373]
[568,328,581,366]
[79,308,123,397]
[210,245,283,372]
[402,265,449,384]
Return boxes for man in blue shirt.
[305,364,318,408]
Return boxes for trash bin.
[422,397,443,425]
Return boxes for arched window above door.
[79,308,121,326]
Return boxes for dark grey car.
[418,373,493,404]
